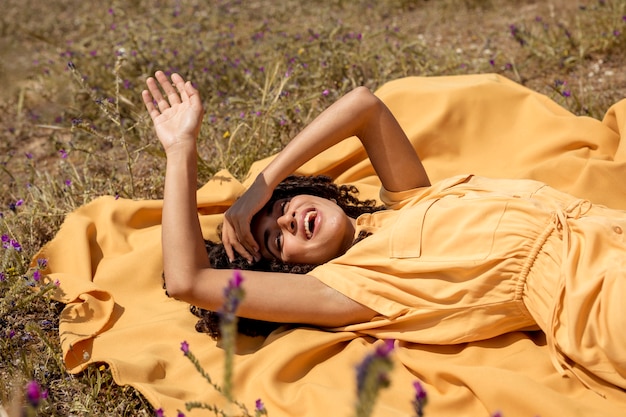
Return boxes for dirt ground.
[1,0,625,182]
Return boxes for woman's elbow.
[350,85,379,106]
[348,86,387,122]
[162,271,195,301]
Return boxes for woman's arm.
[142,72,211,300]
[143,72,377,327]
[223,86,430,261]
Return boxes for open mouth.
[303,210,317,239]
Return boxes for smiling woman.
[143,70,626,393]
[192,173,385,338]
[251,193,357,264]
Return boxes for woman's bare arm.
[177,267,376,327]
[223,86,430,261]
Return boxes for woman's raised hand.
[142,71,204,153]
[222,174,274,263]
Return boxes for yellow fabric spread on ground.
[38,74,626,416]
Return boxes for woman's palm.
[142,71,204,152]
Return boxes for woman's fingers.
[234,223,259,259]
[141,89,161,120]
[222,220,254,263]
[155,71,182,106]
[144,76,169,113]
[143,71,190,116]
[170,73,190,101]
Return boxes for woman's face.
[251,194,356,264]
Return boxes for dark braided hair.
[189,175,384,339]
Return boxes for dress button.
[613,226,623,234]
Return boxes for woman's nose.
[277,212,296,234]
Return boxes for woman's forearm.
[161,144,211,296]
[260,86,429,193]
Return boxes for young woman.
[191,173,385,338]
[143,71,626,390]
[142,70,427,328]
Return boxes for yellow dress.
[313,174,626,390]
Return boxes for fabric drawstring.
[547,199,601,394]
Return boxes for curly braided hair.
[190,175,384,339]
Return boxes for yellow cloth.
[38,74,626,416]
[312,174,626,389]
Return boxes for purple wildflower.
[65,179,72,187]
[0,272,5,282]
[355,340,395,416]
[255,398,267,415]
[37,258,48,269]
[177,411,186,417]
[220,270,245,321]
[25,380,47,407]
[25,152,33,159]
[412,380,428,417]
[509,24,526,46]
[59,149,68,159]
[155,408,164,417]
[356,340,394,393]
[413,381,427,400]
[322,89,329,96]
[10,239,21,251]
[180,340,189,355]
[231,269,243,288]
[375,339,395,357]
[33,270,41,282]
[16,199,24,207]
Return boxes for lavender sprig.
[354,339,395,417]
[219,270,245,401]
[411,380,427,417]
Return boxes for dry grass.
[1,0,625,415]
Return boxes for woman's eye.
[280,200,288,214]
[275,233,283,252]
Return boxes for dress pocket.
[389,195,507,261]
